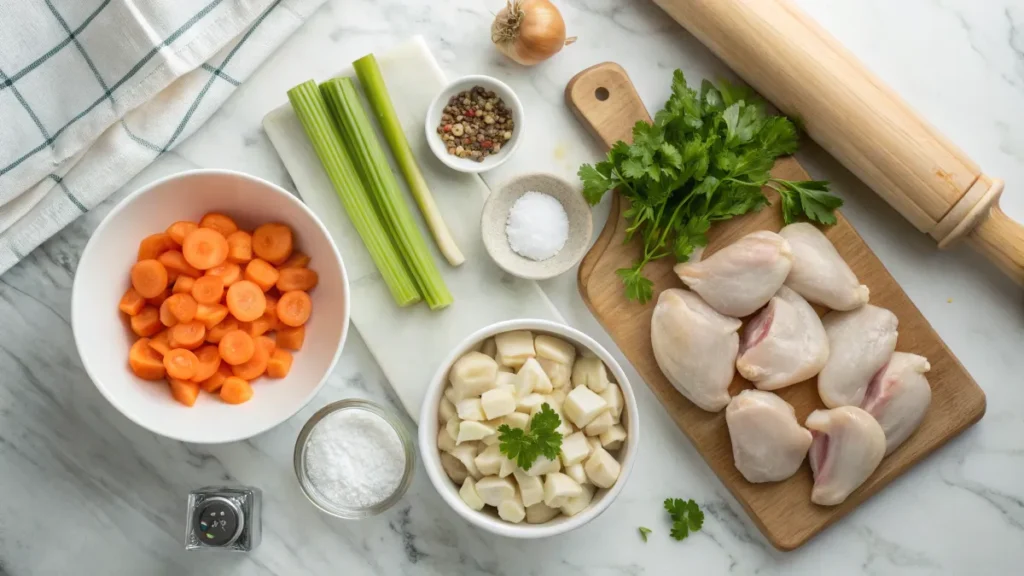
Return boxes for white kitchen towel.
[0,0,325,275]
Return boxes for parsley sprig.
[579,70,843,303]
[496,403,563,470]
[664,498,704,541]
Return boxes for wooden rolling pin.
[652,0,1024,284]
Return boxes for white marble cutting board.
[262,37,562,422]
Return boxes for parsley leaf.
[497,403,563,470]
[639,526,652,542]
[664,498,704,541]
[770,179,843,225]
[616,266,654,304]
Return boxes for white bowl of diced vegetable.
[419,319,639,539]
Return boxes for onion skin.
[491,0,574,66]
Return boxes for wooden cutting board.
[566,63,986,550]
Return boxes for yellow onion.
[491,0,576,66]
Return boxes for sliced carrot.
[191,275,224,304]
[200,364,232,393]
[138,233,176,261]
[146,288,171,307]
[164,348,199,380]
[158,250,201,278]
[195,302,229,329]
[226,280,266,322]
[165,293,198,323]
[263,294,279,327]
[148,330,172,357]
[166,221,198,245]
[169,378,201,407]
[131,259,169,299]
[205,262,241,287]
[159,298,178,327]
[226,230,253,264]
[279,251,310,269]
[242,317,272,338]
[267,349,293,378]
[231,338,269,380]
[243,259,279,292]
[218,330,255,365]
[130,306,162,337]
[205,317,239,344]
[172,275,195,295]
[199,213,238,237]
[256,335,276,356]
[220,377,253,404]
[277,291,312,327]
[191,345,222,382]
[129,338,166,380]
[275,324,305,351]
[252,223,293,265]
[182,228,229,271]
[170,321,206,350]
[276,268,318,292]
[119,287,145,316]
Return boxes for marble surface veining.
[1,1,1023,574]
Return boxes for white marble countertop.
[1,1,1022,574]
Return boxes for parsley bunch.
[664,498,704,541]
[496,403,563,470]
[579,70,843,303]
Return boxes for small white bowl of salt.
[481,173,593,280]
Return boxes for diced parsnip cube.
[495,330,535,368]
[474,444,504,476]
[456,398,486,421]
[437,428,457,452]
[564,386,609,428]
[445,416,461,441]
[450,443,482,479]
[543,473,583,508]
[572,357,610,392]
[480,418,502,445]
[498,364,514,373]
[559,431,592,466]
[503,411,529,430]
[481,434,499,446]
[587,436,602,453]
[439,396,457,424]
[550,387,567,406]
[600,383,624,422]
[600,424,627,450]
[538,357,571,389]
[584,446,621,488]
[441,452,468,484]
[535,335,577,366]
[481,388,516,420]
[499,456,516,478]
[476,476,515,507]
[444,385,460,404]
[516,393,545,414]
[584,411,615,437]
[513,469,545,507]
[498,494,526,523]
[517,358,553,394]
[531,400,573,437]
[450,351,499,398]
[565,462,589,485]
[524,454,561,476]
[458,420,496,444]
[495,371,518,392]
[526,502,560,524]
[560,483,595,517]
[480,338,497,358]
[459,477,485,510]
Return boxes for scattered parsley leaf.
[664,498,704,541]
[639,526,652,542]
[497,403,563,470]
[616,266,654,304]
[770,179,843,225]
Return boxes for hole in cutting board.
[594,87,609,101]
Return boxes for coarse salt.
[304,408,406,509]
[505,191,569,261]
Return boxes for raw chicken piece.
[674,230,793,317]
[817,305,898,408]
[651,289,741,412]
[861,352,932,455]
[779,223,869,311]
[726,390,812,483]
[736,286,829,390]
[806,406,886,506]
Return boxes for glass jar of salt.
[505,191,569,261]
[294,399,414,518]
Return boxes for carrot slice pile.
[129,338,166,380]
[219,330,255,365]
[169,378,201,407]
[277,291,311,327]
[279,251,310,269]
[166,221,198,245]
[276,268,318,292]
[252,223,293,265]
[158,250,201,279]
[172,276,196,295]
[220,377,253,404]
[119,288,145,316]
[131,260,169,299]
[195,302,229,329]
[276,325,305,351]
[226,231,253,264]
[243,259,279,292]
[183,228,229,271]
[226,280,266,322]
[138,233,177,261]
[191,275,224,304]
[205,262,241,287]
[267,349,293,378]
[205,317,239,343]
[192,345,222,382]
[171,321,206,350]
[200,213,238,237]
[200,364,232,393]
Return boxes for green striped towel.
[0,0,326,274]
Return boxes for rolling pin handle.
[967,199,1024,286]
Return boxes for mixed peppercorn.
[436,86,514,162]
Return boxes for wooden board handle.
[565,62,650,148]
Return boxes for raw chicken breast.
[651,289,741,412]
[674,230,793,317]
[726,390,812,483]
[779,223,869,311]
[806,406,886,506]
[817,305,898,408]
[736,286,829,390]
[861,352,932,455]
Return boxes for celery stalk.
[353,54,465,267]
[286,80,420,307]
[321,78,453,310]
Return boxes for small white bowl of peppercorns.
[425,75,524,173]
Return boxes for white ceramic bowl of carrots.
[72,169,349,444]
